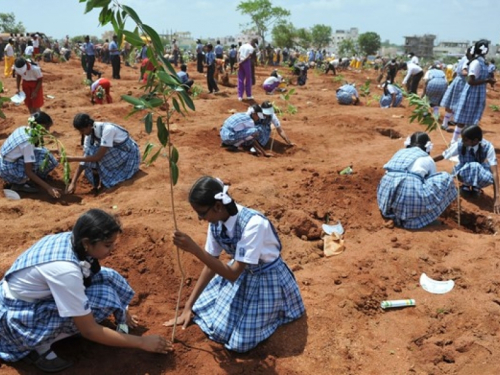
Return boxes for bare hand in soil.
[163,309,193,330]
[47,186,62,198]
[126,310,139,329]
[141,335,173,354]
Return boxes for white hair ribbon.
[79,260,92,278]
[404,136,411,147]
[425,141,433,153]
[214,184,232,204]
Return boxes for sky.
[2,0,499,45]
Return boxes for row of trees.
[237,0,381,55]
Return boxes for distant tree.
[310,24,332,50]
[295,28,312,50]
[101,30,115,43]
[71,35,99,45]
[0,12,25,34]
[338,39,357,57]
[271,21,296,49]
[236,0,290,48]
[358,32,381,56]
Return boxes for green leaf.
[123,30,144,48]
[122,5,142,25]
[147,148,163,166]
[142,24,163,55]
[144,113,153,134]
[157,71,179,86]
[157,117,169,147]
[171,146,179,163]
[142,141,154,161]
[170,160,179,185]
[0,109,6,119]
[178,89,195,111]
[172,97,181,113]
[121,95,145,106]
[148,97,164,108]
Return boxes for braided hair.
[189,176,238,216]
[406,132,430,153]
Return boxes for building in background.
[404,34,436,59]
[331,28,359,53]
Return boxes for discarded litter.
[112,205,118,209]
[419,273,455,294]
[46,95,55,99]
[10,92,26,105]
[323,232,345,257]
[339,165,353,175]
[381,299,416,309]
[322,221,344,236]
[3,189,21,200]
[391,115,404,119]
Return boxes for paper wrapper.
[323,232,345,257]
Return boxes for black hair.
[473,39,489,57]
[382,81,391,95]
[251,104,263,113]
[270,70,278,78]
[216,40,220,44]
[407,132,430,152]
[14,57,26,68]
[31,111,53,127]
[399,62,408,70]
[206,43,213,50]
[261,100,273,109]
[461,126,483,161]
[180,64,187,71]
[73,113,94,130]
[189,176,238,216]
[72,209,122,286]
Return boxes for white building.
[331,28,358,53]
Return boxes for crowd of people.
[0,30,499,372]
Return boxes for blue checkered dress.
[454,57,489,125]
[440,56,468,111]
[255,117,273,147]
[83,123,140,188]
[377,147,457,229]
[193,207,305,352]
[379,85,403,108]
[424,69,448,106]
[219,113,259,146]
[0,127,58,184]
[336,84,358,105]
[0,232,134,362]
[453,140,494,188]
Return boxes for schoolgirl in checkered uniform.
[65,113,141,194]
[379,81,403,108]
[336,83,359,105]
[422,64,448,117]
[0,112,61,197]
[377,132,457,229]
[449,40,497,143]
[219,107,271,156]
[440,46,473,130]
[434,126,500,213]
[165,177,305,352]
[0,209,171,372]
[246,101,294,147]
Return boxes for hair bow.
[79,260,92,278]
[214,184,232,204]
[404,136,411,146]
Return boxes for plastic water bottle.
[339,165,353,175]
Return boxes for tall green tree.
[358,31,381,55]
[295,28,312,50]
[0,12,25,34]
[310,24,332,50]
[271,21,296,49]
[338,39,356,57]
[236,0,290,47]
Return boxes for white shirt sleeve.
[485,144,497,165]
[99,123,128,147]
[408,155,437,177]
[442,142,459,160]
[468,59,481,77]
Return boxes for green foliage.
[359,80,371,102]
[295,28,312,50]
[25,119,71,185]
[190,84,203,99]
[271,21,296,49]
[338,39,357,57]
[276,88,297,115]
[237,0,290,47]
[357,32,381,56]
[407,93,438,132]
[489,104,500,112]
[0,12,25,33]
[310,24,332,50]
[333,74,344,83]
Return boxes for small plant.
[26,117,71,185]
[333,74,344,83]
[190,84,203,99]
[359,79,371,104]
[279,88,297,115]
[489,104,499,112]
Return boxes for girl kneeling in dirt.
[379,81,403,108]
[434,126,500,213]
[336,84,360,105]
[247,101,294,149]
[0,112,61,198]
[90,77,113,104]
[64,113,141,193]
[377,132,457,229]
[0,209,172,373]
[164,176,305,352]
